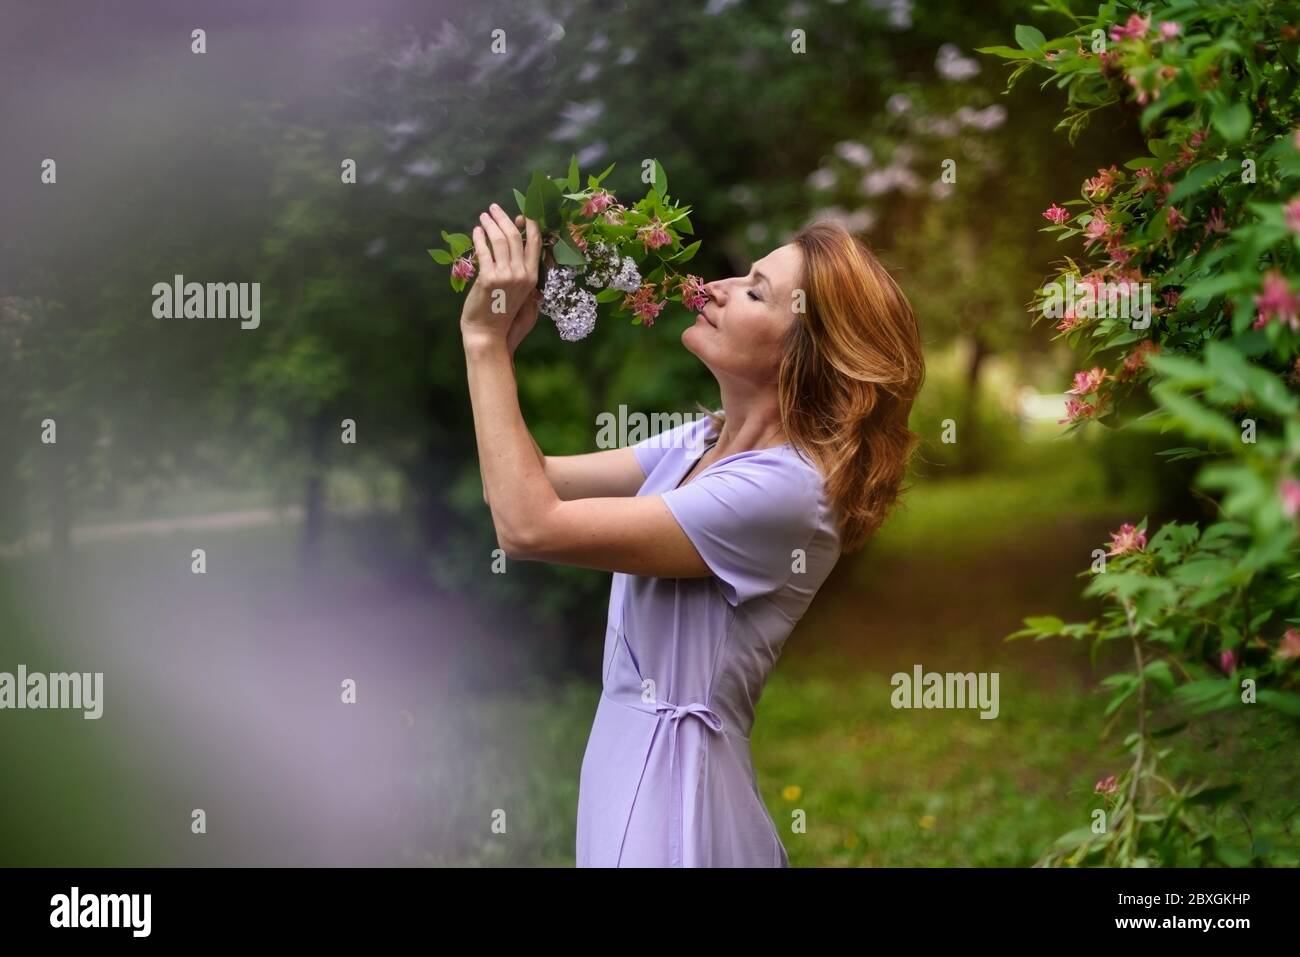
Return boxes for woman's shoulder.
[692,442,831,530]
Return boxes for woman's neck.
[712,388,786,456]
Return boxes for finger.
[523,218,541,281]
[479,209,509,273]
[471,225,493,273]
[487,203,521,271]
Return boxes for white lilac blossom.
[540,266,599,341]
[578,242,642,294]
[610,256,642,293]
[579,242,621,288]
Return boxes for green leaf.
[541,176,564,232]
[1180,273,1244,305]
[1050,827,1103,851]
[669,239,702,263]
[513,188,528,217]
[652,159,668,200]
[443,232,472,257]
[428,248,453,265]
[1014,24,1047,53]
[1142,659,1175,694]
[1212,102,1251,144]
[552,231,586,266]
[1167,158,1235,204]
[592,161,616,187]
[1258,689,1300,717]
[524,170,548,226]
[567,153,580,192]
[1151,385,1240,445]
[975,44,1031,59]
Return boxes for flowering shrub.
[428,155,704,340]
[985,0,1300,866]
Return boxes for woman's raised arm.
[461,202,709,580]
[483,440,645,503]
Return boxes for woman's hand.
[506,216,542,357]
[460,203,541,350]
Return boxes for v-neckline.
[673,421,792,490]
[675,436,720,490]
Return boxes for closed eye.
[747,289,762,301]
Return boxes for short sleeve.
[631,414,715,478]
[659,454,822,606]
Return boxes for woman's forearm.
[482,358,548,503]
[463,333,559,551]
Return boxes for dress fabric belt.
[602,690,725,867]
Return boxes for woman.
[461,203,925,866]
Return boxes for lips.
[697,311,717,328]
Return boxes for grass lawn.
[2,437,1295,866]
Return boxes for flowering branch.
[428,154,706,342]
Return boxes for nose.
[703,280,723,304]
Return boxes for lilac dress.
[575,414,842,867]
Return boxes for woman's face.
[683,242,804,386]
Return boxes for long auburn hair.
[702,221,925,553]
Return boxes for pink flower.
[603,206,626,225]
[1160,21,1182,40]
[1167,206,1188,231]
[1083,210,1112,248]
[1095,775,1118,794]
[1253,271,1300,331]
[451,256,476,281]
[1278,627,1300,661]
[1127,74,1153,106]
[1285,198,1300,234]
[1068,367,1108,395]
[637,220,672,251]
[1084,166,1121,201]
[1107,522,1147,557]
[1043,203,1070,225]
[567,222,589,253]
[1281,477,1300,519]
[1118,340,1159,380]
[1205,206,1228,236]
[1219,650,1237,675]
[678,274,710,312]
[622,283,666,324]
[580,189,616,218]
[1060,396,1097,424]
[1110,13,1151,42]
